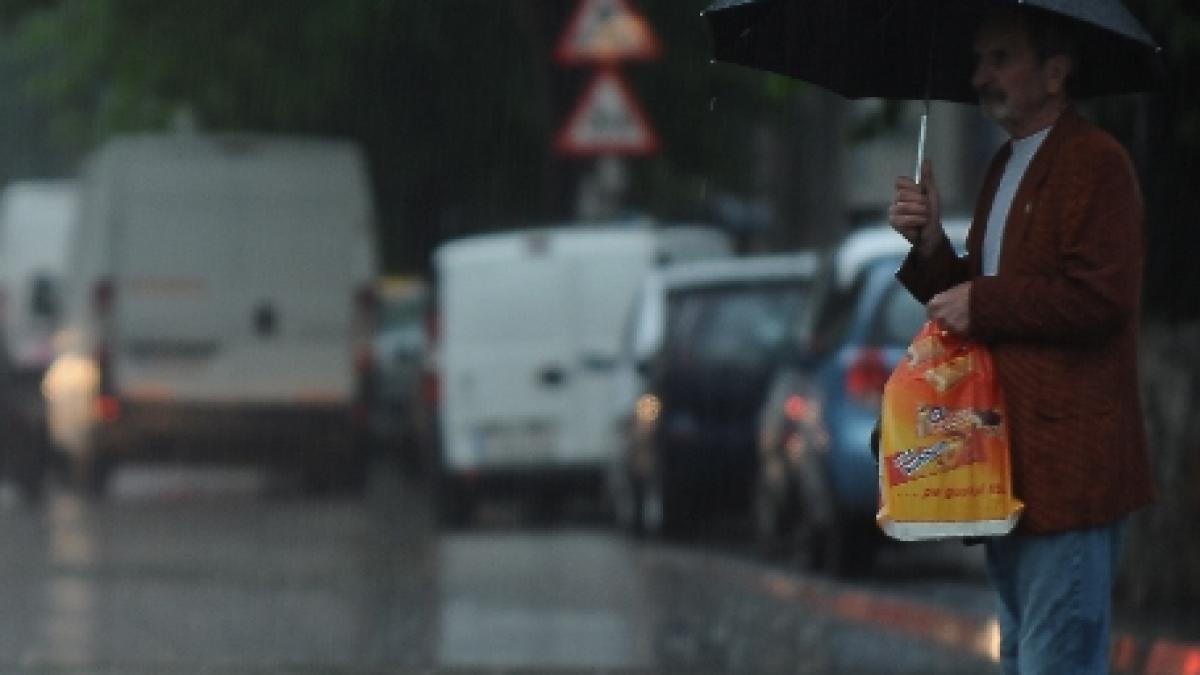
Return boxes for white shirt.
[982,126,1052,276]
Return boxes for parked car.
[404,297,442,483]
[609,252,820,537]
[754,221,969,574]
[0,180,77,503]
[42,132,378,497]
[366,275,429,472]
[432,222,731,526]
[603,269,676,476]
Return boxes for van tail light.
[845,348,890,407]
[94,394,121,423]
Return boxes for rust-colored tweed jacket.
[897,107,1155,534]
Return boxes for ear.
[1044,55,1072,95]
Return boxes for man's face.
[971,16,1065,136]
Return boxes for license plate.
[475,421,558,463]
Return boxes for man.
[888,7,1154,675]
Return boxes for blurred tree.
[1,0,1194,316]
[1114,0,1200,614]
[1120,0,1200,322]
[0,0,785,272]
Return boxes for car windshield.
[681,283,809,368]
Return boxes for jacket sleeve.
[895,231,972,304]
[969,140,1143,344]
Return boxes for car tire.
[74,454,113,500]
[435,474,474,529]
[8,418,47,507]
[14,450,46,506]
[644,452,692,539]
[792,461,877,577]
[611,469,645,536]
[753,469,793,558]
[792,471,840,573]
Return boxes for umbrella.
[703,0,1165,179]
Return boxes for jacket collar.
[970,106,1086,275]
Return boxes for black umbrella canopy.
[703,0,1166,104]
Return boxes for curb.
[755,570,1200,675]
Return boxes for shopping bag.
[876,320,1023,541]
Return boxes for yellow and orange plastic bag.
[876,321,1023,541]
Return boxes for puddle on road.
[438,601,638,669]
[106,466,269,501]
[433,533,656,670]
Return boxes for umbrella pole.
[914,99,929,186]
[914,0,937,187]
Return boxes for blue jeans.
[984,520,1125,675]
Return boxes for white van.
[432,223,730,523]
[0,180,78,372]
[43,132,378,495]
[0,180,78,502]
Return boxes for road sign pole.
[554,0,661,221]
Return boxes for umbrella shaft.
[914,111,928,185]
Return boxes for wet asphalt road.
[0,461,1000,674]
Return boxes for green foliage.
[0,0,790,270]
[1116,0,1200,319]
[4,0,1195,294]
[6,1,384,140]
[627,2,794,221]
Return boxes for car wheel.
[14,451,46,506]
[611,469,645,536]
[9,421,47,507]
[792,482,832,572]
[753,470,793,558]
[74,454,113,500]
[791,453,851,574]
[435,474,474,529]
[792,463,877,577]
[644,453,692,539]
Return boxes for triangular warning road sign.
[555,0,662,66]
[555,69,660,156]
